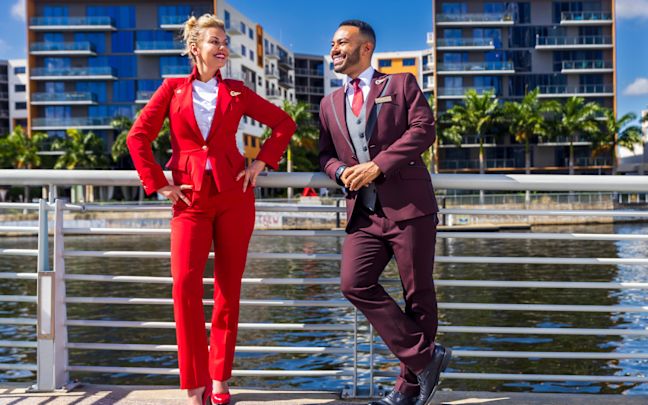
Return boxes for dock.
[0,385,644,404]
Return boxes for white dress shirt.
[192,77,219,170]
[344,66,374,108]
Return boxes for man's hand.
[341,162,382,191]
[158,184,192,205]
[236,160,267,192]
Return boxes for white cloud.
[624,78,648,96]
[11,0,25,21]
[617,0,648,19]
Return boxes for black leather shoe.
[369,389,416,405]
[414,344,452,405]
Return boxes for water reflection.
[0,224,647,393]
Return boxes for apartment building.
[432,0,616,174]
[0,61,9,136]
[294,53,324,126]
[26,0,295,162]
[8,59,28,131]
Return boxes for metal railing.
[562,60,613,71]
[30,42,94,53]
[31,92,96,103]
[436,38,495,47]
[536,35,613,47]
[560,11,613,22]
[29,16,114,28]
[3,170,648,396]
[436,13,513,23]
[437,61,514,72]
[30,66,116,78]
[135,41,184,51]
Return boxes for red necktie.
[351,78,364,117]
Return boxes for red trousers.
[170,173,255,389]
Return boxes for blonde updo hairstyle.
[182,14,226,64]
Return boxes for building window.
[402,58,416,66]
[241,21,246,33]
[248,27,254,39]
[15,84,26,92]
[14,66,26,75]
[241,45,246,57]
[330,78,343,87]
[250,50,254,61]
[378,59,392,68]
[15,102,27,110]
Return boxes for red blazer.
[127,66,296,195]
[319,70,438,225]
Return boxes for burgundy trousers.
[341,205,438,397]
[170,173,255,389]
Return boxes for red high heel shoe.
[201,385,213,405]
[211,392,231,405]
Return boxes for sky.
[1,0,646,119]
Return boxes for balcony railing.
[537,84,614,97]
[294,68,322,76]
[266,88,282,98]
[436,38,495,48]
[30,42,95,55]
[265,67,279,78]
[279,56,294,68]
[279,76,294,88]
[427,32,434,45]
[30,66,117,80]
[436,13,514,25]
[135,41,184,54]
[539,135,591,145]
[536,36,613,48]
[437,87,496,98]
[561,60,613,72]
[568,157,612,167]
[295,86,324,95]
[225,19,244,35]
[29,16,115,30]
[265,49,280,59]
[161,65,191,77]
[159,15,188,29]
[135,90,155,104]
[437,61,514,74]
[31,117,114,130]
[440,158,517,170]
[561,11,613,24]
[31,92,97,105]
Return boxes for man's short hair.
[338,19,376,45]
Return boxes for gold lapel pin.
[230,90,241,97]
[375,77,387,85]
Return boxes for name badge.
[376,95,392,104]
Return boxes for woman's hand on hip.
[158,184,192,205]
[236,160,266,192]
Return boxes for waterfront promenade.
[0,385,645,405]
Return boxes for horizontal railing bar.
[439,303,648,312]
[374,371,648,383]
[443,208,648,217]
[61,274,648,289]
[374,347,648,359]
[65,320,354,331]
[63,227,348,237]
[0,226,40,233]
[0,273,37,280]
[67,342,352,354]
[66,297,351,307]
[67,365,353,377]
[0,203,40,210]
[0,340,37,348]
[439,326,648,335]
[0,363,38,371]
[0,295,37,303]
[0,318,36,326]
[62,250,648,266]
[0,249,39,257]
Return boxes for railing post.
[352,307,358,398]
[369,324,375,398]
[34,199,70,391]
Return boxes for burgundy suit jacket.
[127,66,296,195]
[319,70,438,227]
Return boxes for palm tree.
[502,89,558,175]
[111,114,171,163]
[0,126,48,202]
[548,96,600,174]
[52,128,108,169]
[264,100,318,199]
[445,89,500,175]
[591,109,643,174]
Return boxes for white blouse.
[192,78,219,170]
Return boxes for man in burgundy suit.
[319,20,451,405]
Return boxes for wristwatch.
[335,165,347,187]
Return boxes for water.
[1,222,647,395]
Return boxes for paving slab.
[0,385,646,405]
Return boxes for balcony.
[265,49,280,60]
[31,92,97,105]
[426,32,434,46]
[279,55,294,69]
[29,16,115,31]
[134,41,184,55]
[538,135,591,146]
[265,67,279,79]
[422,61,434,72]
[278,76,294,88]
[561,60,613,74]
[437,87,496,99]
[436,38,495,51]
[135,91,155,104]
[31,117,114,131]
[569,157,612,167]
[295,86,324,95]
[560,11,613,25]
[30,66,117,81]
[436,13,514,27]
[266,88,282,100]
[159,15,187,30]
[535,36,613,50]
[161,65,191,78]
[436,61,514,75]
[439,158,516,170]
[225,19,244,35]
[423,79,434,91]
[30,41,95,56]
[294,68,322,76]
[537,84,614,98]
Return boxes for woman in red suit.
[127,14,296,405]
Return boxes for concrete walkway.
[0,385,645,405]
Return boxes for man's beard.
[333,47,361,74]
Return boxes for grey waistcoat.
[345,97,377,211]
